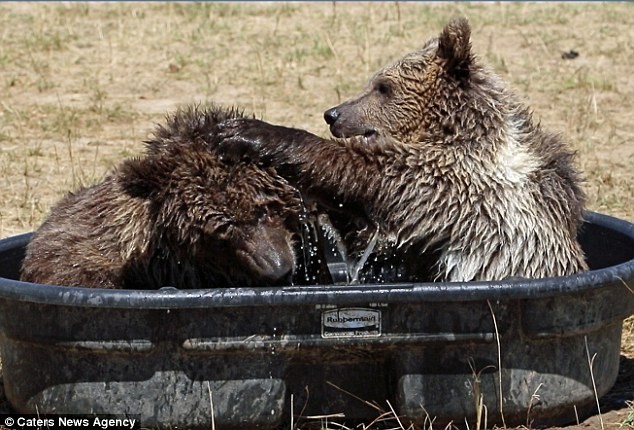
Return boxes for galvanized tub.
[0,211,632,429]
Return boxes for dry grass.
[0,2,633,429]
[1,2,633,237]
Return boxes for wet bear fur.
[218,17,588,282]
[20,104,303,289]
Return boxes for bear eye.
[204,217,234,240]
[254,207,270,222]
[374,80,393,97]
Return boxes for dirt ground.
[0,3,632,429]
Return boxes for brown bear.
[20,104,304,289]
[218,17,588,282]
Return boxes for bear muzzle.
[235,225,296,286]
[324,105,378,143]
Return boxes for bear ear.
[119,157,166,199]
[437,17,472,82]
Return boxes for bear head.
[323,17,504,147]
[121,105,303,287]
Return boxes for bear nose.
[265,255,294,285]
[323,107,340,125]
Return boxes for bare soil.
[0,3,632,429]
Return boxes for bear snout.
[236,224,296,286]
[324,107,340,126]
[324,104,377,141]
[256,248,295,285]
[324,107,348,138]
[238,246,295,286]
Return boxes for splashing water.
[303,215,382,284]
[292,198,327,285]
[349,228,379,284]
[292,196,398,286]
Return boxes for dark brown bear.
[20,104,303,289]
[219,17,588,282]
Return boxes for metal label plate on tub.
[321,307,382,338]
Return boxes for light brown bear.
[20,105,304,289]
[218,17,588,282]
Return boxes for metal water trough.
[0,211,632,429]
